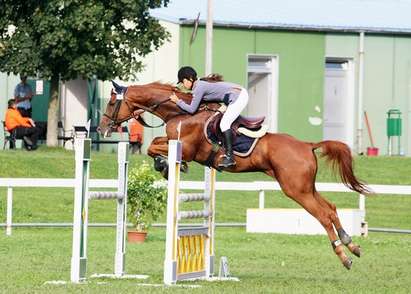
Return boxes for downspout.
[357,31,365,154]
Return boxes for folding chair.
[2,121,16,149]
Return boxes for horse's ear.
[111,80,127,94]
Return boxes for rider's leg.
[219,89,249,168]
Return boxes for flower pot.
[127,230,147,243]
[366,147,379,156]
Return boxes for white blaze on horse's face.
[116,92,124,100]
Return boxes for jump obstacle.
[70,138,147,283]
[163,140,238,285]
[163,140,216,285]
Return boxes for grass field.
[0,147,411,293]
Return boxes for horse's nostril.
[96,127,101,133]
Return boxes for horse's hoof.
[180,161,189,173]
[348,243,361,258]
[343,258,353,270]
[154,156,168,172]
[160,166,169,180]
[352,246,361,258]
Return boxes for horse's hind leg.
[314,192,361,257]
[296,193,353,269]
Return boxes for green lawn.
[0,147,410,293]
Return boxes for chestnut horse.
[98,82,369,270]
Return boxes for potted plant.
[127,161,167,243]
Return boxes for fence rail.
[2,178,411,235]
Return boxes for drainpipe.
[357,31,365,154]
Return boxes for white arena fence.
[2,179,411,235]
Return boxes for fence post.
[258,190,265,209]
[6,187,13,236]
[359,194,365,211]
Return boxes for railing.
[2,178,411,235]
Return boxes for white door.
[247,55,278,132]
[323,61,354,146]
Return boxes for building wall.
[326,33,411,155]
[180,26,325,141]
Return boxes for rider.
[170,66,249,168]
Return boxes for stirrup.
[218,155,236,168]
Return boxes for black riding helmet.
[178,66,197,83]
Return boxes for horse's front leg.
[147,136,169,158]
[147,136,188,178]
[147,136,169,177]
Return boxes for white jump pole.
[163,140,181,285]
[71,138,91,283]
[204,166,216,277]
[114,142,128,277]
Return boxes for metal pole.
[205,0,213,76]
[204,0,216,277]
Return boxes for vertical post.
[258,190,265,209]
[164,140,182,285]
[204,0,215,277]
[204,167,216,277]
[6,187,13,236]
[357,31,365,154]
[205,0,213,76]
[114,142,129,277]
[359,194,365,211]
[71,138,91,283]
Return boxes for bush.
[127,161,167,231]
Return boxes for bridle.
[102,90,174,129]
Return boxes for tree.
[0,0,169,146]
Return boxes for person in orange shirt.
[128,117,143,154]
[5,99,40,150]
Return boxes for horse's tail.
[312,140,371,195]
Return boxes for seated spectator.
[5,99,40,150]
[129,118,144,155]
[14,75,34,118]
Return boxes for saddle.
[204,111,267,158]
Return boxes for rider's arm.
[176,84,205,114]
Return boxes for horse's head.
[98,87,137,137]
[98,82,192,137]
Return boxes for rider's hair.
[178,66,198,83]
[200,73,224,82]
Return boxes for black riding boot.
[219,130,236,168]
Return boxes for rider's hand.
[170,92,179,103]
[29,119,36,127]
